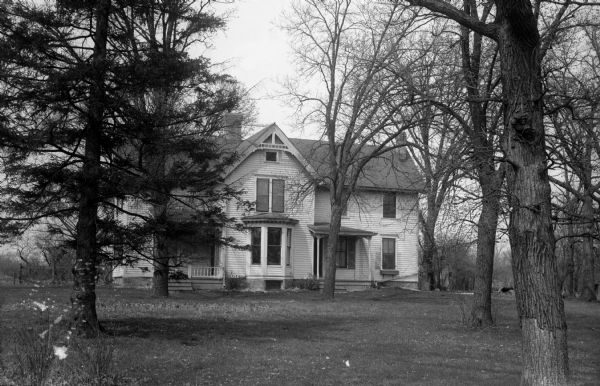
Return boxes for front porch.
[308,224,377,282]
[187,265,223,279]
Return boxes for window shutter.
[272,179,285,213]
[256,179,269,212]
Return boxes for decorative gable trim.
[225,123,316,178]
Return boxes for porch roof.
[242,213,299,225]
[308,223,377,238]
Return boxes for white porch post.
[187,264,192,278]
[317,237,321,279]
[261,226,268,276]
[282,226,287,268]
[367,237,373,285]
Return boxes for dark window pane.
[263,134,273,143]
[382,238,395,269]
[383,193,396,218]
[336,237,347,268]
[251,228,261,265]
[266,151,277,161]
[274,134,284,144]
[256,178,269,212]
[267,227,282,265]
[272,179,285,213]
[347,238,355,269]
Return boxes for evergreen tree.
[0,0,248,333]
[108,0,251,297]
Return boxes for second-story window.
[256,178,285,213]
[383,192,396,218]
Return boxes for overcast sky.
[208,0,300,136]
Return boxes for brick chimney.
[221,113,243,144]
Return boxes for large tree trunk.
[152,197,170,298]
[418,197,438,290]
[458,9,503,326]
[497,2,569,384]
[152,228,169,297]
[562,240,574,296]
[578,194,596,301]
[419,228,436,290]
[322,201,344,299]
[70,0,110,338]
[470,173,500,327]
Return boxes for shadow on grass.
[103,316,346,344]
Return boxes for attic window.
[263,134,273,144]
[266,151,277,162]
[274,135,284,144]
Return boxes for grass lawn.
[1,286,599,385]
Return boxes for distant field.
[1,286,599,385]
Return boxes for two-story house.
[113,122,423,291]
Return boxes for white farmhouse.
[113,121,423,291]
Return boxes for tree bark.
[405,0,570,383]
[497,2,569,383]
[564,241,574,296]
[578,194,596,301]
[322,199,344,299]
[152,196,170,298]
[419,221,437,290]
[419,196,439,290]
[458,4,503,327]
[470,174,499,327]
[152,227,169,297]
[70,0,110,338]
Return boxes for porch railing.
[189,266,223,278]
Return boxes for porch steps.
[169,280,194,292]
[190,278,223,290]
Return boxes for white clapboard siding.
[313,189,420,283]
[112,258,153,278]
[223,148,315,280]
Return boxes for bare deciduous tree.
[547,24,600,301]
[285,0,425,298]
[402,0,596,383]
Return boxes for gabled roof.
[227,123,315,177]
[227,124,424,193]
[289,138,424,193]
